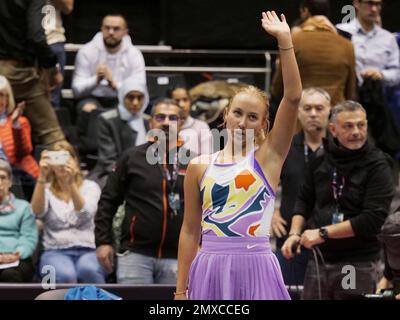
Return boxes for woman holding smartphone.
[31,141,106,284]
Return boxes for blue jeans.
[39,247,106,284]
[117,251,177,284]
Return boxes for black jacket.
[95,142,195,259]
[0,0,57,68]
[278,131,320,247]
[294,137,395,263]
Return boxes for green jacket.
[0,197,38,259]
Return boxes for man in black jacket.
[282,100,395,299]
[95,98,196,284]
[272,87,331,286]
[0,0,65,145]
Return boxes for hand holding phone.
[47,151,70,166]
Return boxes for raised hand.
[38,150,51,180]
[261,11,290,40]
[11,101,25,123]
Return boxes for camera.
[47,151,70,166]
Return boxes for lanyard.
[304,144,309,164]
[159,152,179,192]
[332,168,345,212]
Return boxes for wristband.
[288,233,301,238]
[174,290,187,296]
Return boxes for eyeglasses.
[154,113,180,122]
[360,0,382,9]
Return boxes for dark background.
[64,0,400,49]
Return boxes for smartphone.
[47,151,70,166]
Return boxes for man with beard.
[72,14,146,163]
[281,101,395,299]
[95,99,196,284]
[72,14,146,111]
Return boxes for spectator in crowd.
[95,99,195,284]
[336,0,400,87]
[44,0,75,108]
[168,86,213,155]
[272,87,331,286]
[282,101,395,299]
[0,0,65,146]
[291,0,332,35]
[0,76,39,200]
[31,142,106,284]
[0,159,38,283]
[89,77,150,187]
[72,14,146,112]
[272,0,356,106]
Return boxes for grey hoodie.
[72,32,146,99]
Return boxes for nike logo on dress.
[246,244,258,249]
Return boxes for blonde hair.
[224,85,270,145]
[48,141,83,198]
[0,75,16,114]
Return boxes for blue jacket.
[0,197,38,259]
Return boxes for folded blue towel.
[64,285,122,300]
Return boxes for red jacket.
[0,116,39,178]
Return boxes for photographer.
[31,142,106,284]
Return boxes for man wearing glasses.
[337,0,400,87]
[95,99,196,284]
[72,14,146,111]
[73,14,146,167]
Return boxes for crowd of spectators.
[0,0,399,300]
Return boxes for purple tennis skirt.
[188,235,291,300]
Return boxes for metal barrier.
[62,44,276,98]
[0,283,302,300]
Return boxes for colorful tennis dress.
[188,148,290,300]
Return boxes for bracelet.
[278,45,294,51]
[173,290,187,296]
[288,233,301,238]
[37,179,47,184]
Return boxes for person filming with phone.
[31,142,106,284]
